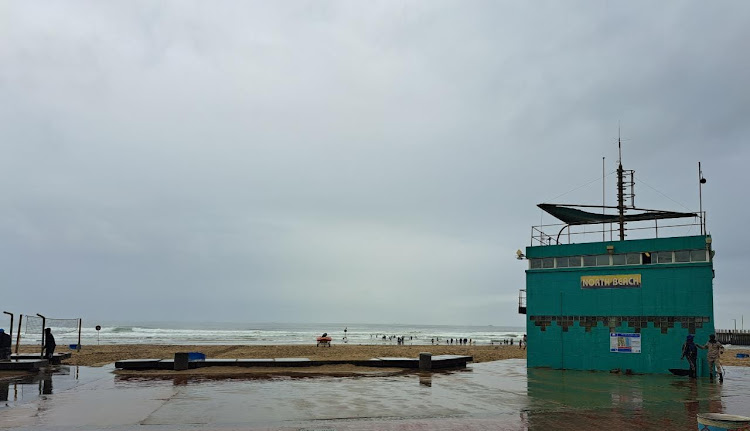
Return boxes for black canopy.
[538,203,697,226]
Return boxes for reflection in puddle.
[1,360,748,430]
[0,365,113,407]
[0,366,69,406]
[112,368,468,387]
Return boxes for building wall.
[525,235,715,375]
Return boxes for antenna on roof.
[617,130,625,240]
[698,162,707,235]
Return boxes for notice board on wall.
[610,333,641,353]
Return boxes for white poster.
[610,333,641,353]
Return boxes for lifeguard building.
[519,156,714,376]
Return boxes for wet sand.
[16,344,526,367]
[719,350,750,367]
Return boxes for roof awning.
[538,203,697,226]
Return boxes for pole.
[698,162,704,235]
[3,311,12,340]
[733,319,737,331]
[603,157,606,242]
[77,319,82,352]
[15,315,22,354]
[617,139,625,241]
[37,313,46,359]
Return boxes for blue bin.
[736,353,749,359]
[187,352,205,361]
[69,344,78,349]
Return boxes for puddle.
[1,360,749,430]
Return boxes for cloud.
[0,1,748,327]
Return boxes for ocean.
[19,321,526,347]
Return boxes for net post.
[3,311,12,340]
[77,319,82,351]
[15,314,22,354]
[37,313,46,359]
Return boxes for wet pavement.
[1,360,749,430]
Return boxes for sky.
[1,1,748,329]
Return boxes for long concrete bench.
[115,354,473,371]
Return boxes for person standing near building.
[698,334,725,382]
[0,329,11,360]
[43,328,56,360]
[681,334,698,378]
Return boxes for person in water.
[44,328,56,360]
[698,334,725,382]
[681,334,698,378]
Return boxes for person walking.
[698,334,725,382]
[43,328,56,361]
[681,334,698,378]
[0,328,11,360]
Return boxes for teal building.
[521,182,715,375]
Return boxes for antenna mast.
[617,135,625,240]
[698,162,706,235]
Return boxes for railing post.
[37,313,46,359]
[2,311,12,341]
[15,315,22,354]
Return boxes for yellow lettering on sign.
[581,274,641,289]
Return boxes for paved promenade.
[2,359,749,430]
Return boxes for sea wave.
[17,322,526,347]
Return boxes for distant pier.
[717,330,750,346]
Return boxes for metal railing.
[531,215,705,246]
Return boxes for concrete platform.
[0,359,48,371]
[113,359,163,370]
[11,352,71,364]
[115,354,473,371]
[372,357,419,368]
[432,354,473,369]
[235,358,276,367]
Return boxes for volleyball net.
[18,314,82,352]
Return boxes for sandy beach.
[7,343,748,372]
[28,343,526,367]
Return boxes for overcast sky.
[1,1,748,329]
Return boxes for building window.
[691,250,708,262]
[657,252,673,264]
[568,256,582,267]
[530,259,542,269]
[626,253,641,265]
[612,254,627,265]
[556,257,569,268]
[542,258,555,269]
[596,255,610,266]
[674,250,690,263]
[583,255,597,267]
[642,252,652,264]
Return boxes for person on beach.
[521,334,527,350]
[698,334,725,382]
[0,329,11,360]
[44,328,56,360]
[681,334,698,378]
